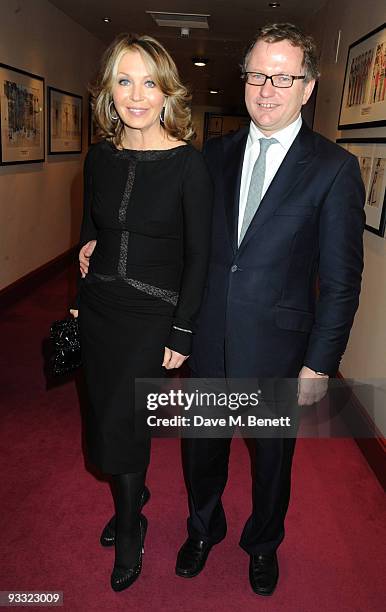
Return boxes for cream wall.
[0,0,103,290]
[310,0,386,434]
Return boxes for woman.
[70,33,213,591]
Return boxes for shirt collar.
[246,115,302,152]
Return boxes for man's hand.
[163,347,189,369]
[79,240,96,277]
[69,309,78,318]
[297,365,329,406]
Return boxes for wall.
[191,104,243,150]
[310,0,386,434]
[0,0,103,290]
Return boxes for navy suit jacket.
[189,122,365,378]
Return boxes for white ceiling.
[48,0,328,107]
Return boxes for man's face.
[244,39,315,135]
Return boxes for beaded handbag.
[50,317,81,375]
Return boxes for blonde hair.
[90,33,194,144]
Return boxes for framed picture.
[0,63,44,165]
[48,87,82,154]
[338,24,386,130]
[337,138,386,236]
[204,113,250,142]
[88,96,100,146]
[207,115,223,136]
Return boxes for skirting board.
[0,247,77,310]
[337,373,385,491]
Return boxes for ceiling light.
[103,17,111,23]
[209,89,219,94]
[147,11,210,30]
[192,58,208,67]
[268,2,280,7]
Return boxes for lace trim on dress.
[108,142,188,162]
[88,273,179,306]
[117,159,136,275]
[117,230,129,277]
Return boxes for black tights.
[111,471,146,570]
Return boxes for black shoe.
[110,514,148,592]
[249,552,279,596]
[100,486,150,547]
[175,537,213,578]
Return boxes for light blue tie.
[239,137,277,245]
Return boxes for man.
[174,23,365,596]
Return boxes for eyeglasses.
[242,72,306,88]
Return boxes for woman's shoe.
[110,514,148,592]
[100,486,150,547]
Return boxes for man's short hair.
[243,23,320,83]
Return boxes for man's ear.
[302,79,316,106]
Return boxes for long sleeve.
[166,150,213,355]
[79,146,98,247]
[303,154,365,375]
[71,147,98,309]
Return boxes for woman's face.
[112,50,165,135]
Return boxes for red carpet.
[0,268,385,611]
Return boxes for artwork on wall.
[0,63,45,165]
[338,23,386,130]
[337,138,386,236]
[204,113,250,142]
[48,87,82,154]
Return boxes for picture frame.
[204,113,250,142]
[338,24,386,130]
[0,63,45,165]
[48,86,82,154]
[337,138,386,236]
[88,95,100,146]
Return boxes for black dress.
[77,140,213,474]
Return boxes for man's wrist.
[302,365,329,377]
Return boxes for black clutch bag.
[50,317,81,375]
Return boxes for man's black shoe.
[175,538,213,578]
[249,552,279,596]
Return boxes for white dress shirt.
[238,115,303,243]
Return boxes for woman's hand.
[69,309,79,318]
[79,240,97,277]
[162,347,189,369]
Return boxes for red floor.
[0,268,385,611]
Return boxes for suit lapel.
[238,122,316,252]
[222,129,248,254]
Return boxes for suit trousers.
[182,435,297,555]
